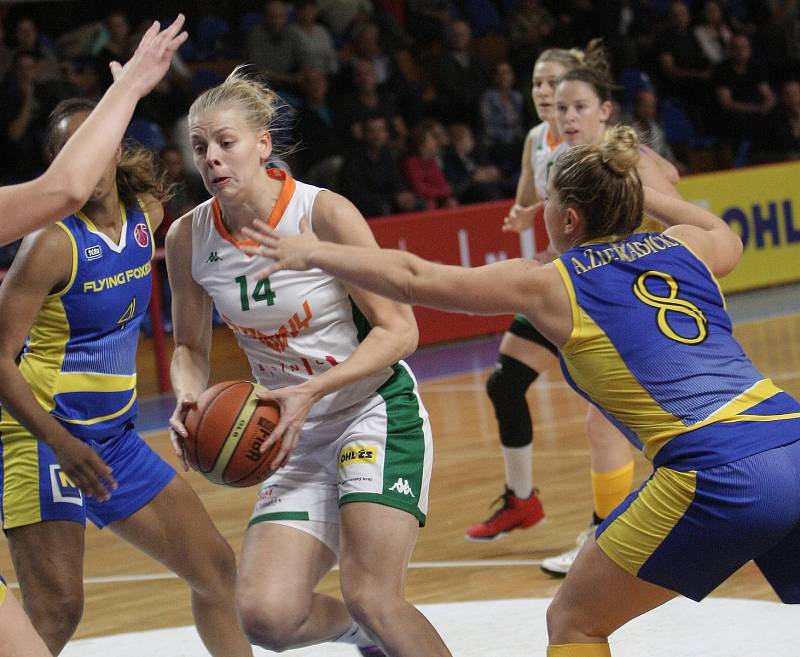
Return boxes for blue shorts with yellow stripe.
[0,572,6,607]
[0,423,175,530]
[597,439,800,602]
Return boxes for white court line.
[5,559,545,589]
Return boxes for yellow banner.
[677,162,800,293]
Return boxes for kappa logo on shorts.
[339,444,378,468]
[388,477,415,497]
[49,465,83,506]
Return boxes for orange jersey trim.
[211,168,297,248]
[545,124,562,150]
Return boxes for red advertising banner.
[368,200,537,345]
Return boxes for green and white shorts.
[247,363,433,556]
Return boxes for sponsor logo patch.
[84,245,102,260]
[49,464,82,506]
[339,444,378,468]
[134,223,149,247]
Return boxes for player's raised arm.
[0,15,187,245]
[242,218,542,318]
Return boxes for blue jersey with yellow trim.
[15,201,154,442]
[554,232,800,468]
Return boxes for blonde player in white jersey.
[166,68,451,657]
[467,41,636,558]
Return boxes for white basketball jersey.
[527,122,566,199]
[191,169,393,418]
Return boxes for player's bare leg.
[236,522,355,649]
[111,475,253,657]
[339,503,452,657]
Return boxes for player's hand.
[502,202,540,233]
[253,384,317,470]
[110,15,188,98]
[49,433,117,501]
[168,394,195,472]
[240,217,319,279]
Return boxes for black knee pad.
[486,355,538,448]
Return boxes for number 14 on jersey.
[235,275,275,311]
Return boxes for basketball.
[183,381,281,487]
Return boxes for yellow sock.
[591,460,634,519]
[548,642,611,656]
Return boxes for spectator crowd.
[0,0,798,268]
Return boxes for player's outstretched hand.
[502,202,540,233]
[110,15,188,98]
[168,394,195,472]
[253,384,316,470]
[241,217,319,279]
[50,433,117,501]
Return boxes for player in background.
[0,99,252,657]
[466,41,646,582]
[166,68,451,657]
[243,124,800,656]
[464,45,585,543]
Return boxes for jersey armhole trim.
[50,222,78,298]
[552,258,581,354]
[137,195,156,259]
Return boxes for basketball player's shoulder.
[19,221,73,260]
[165,206,201,263]
[6,223,73,290]
[529,121,548,147]
[167,200,212,244]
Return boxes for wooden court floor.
[1,312,798,640]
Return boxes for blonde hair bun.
[599,125,640,176]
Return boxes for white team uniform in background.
[190,170,433,553]
[522,121,565,255]
[528,120,566,200]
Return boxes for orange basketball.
[183,381,281,487]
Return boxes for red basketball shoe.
[465,488,545,541]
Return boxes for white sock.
[502,444,533,498]
[333,621,373,646]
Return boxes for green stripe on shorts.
[377,363,426,523]
[248,511,310,527]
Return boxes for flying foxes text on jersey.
[191,169,394,418]
[14,201,154,441]
[553,231,800,469]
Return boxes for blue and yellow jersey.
[11,201,154,442]
[554,232,800,469]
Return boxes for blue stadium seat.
[618,68,652,111]
[660,98,697,148]
[466,0,503,35]
[126,119,167,152]
[238,12,263,35]
[191,68,225,95]
[195,15,231,60]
